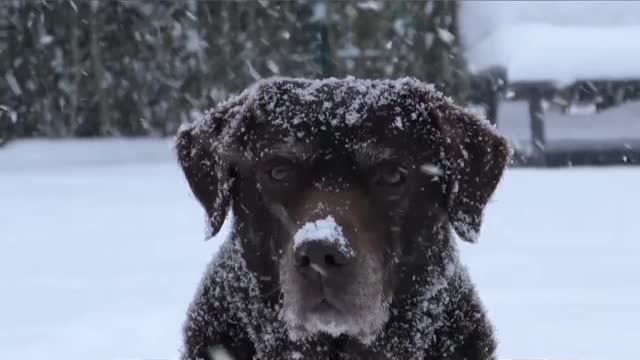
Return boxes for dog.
[175,77,510,360]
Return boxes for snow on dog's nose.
[293,216,355,276]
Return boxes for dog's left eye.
[269,164,293,182]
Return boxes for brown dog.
[175,77,510,360]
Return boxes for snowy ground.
[1,139,639,360]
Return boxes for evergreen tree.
[1,0,471,139]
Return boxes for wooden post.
[316,0,334,78]
[89,0,108,135]
[486,90,499,126]
[528,89,546,163]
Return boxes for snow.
[461,0,640,33]
[0,139,223,360]
[356,1,382,12]
[419,163,444,177]
[460,166,640,360]
[293,216,354,257]
[182,77,444,139]
[208,346,234,360]
[435,28,455,45]
[466,23,640,83]
[5,71,22,96]
[1,139,639,360]
[460,2,640,83]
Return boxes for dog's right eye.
[269,164,293,182]
[373,163,408,188]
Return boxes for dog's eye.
[376,165,408,187]
[269,164,293,182]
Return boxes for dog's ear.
[435,106,510,243]
[175,120,232,239]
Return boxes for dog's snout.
[295,241,351,275]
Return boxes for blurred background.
[1,1,639,360]
[1,0,639,166]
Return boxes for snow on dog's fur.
[175,77,510,359]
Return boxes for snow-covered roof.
[460,1,640,84]
[466,23,640,84]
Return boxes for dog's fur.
[175,77,510,360]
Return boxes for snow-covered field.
[1,139,638,360]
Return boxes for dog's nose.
[294,240,351,275]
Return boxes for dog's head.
[176,78,509,344]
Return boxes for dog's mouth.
[279,235,389,344]
[283,291,389,344]
[296,295,345,324]
[284,297,352,339]
[311,297,342,316]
